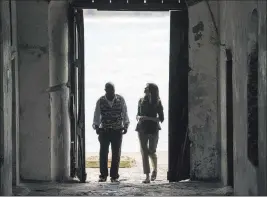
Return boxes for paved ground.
[13,152,233,196]
[13,166,233,196]
[85,152,168,183]
[13,181,233,196]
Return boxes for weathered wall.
[188,1,220,180]
[17,1,52,181]
[17,0,71,182]
[257,1,267,194]
[219,0,267,195]
[0,1,13,195]
[10,0,20,186]
[48,0,70,181]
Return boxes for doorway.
[84,10,170,182]
[69,0,190,183]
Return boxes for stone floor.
[85,164,169,183]
[13,181,233,196]
[85,151,168,182]
[13,152,233,196]
[13,165,233,196]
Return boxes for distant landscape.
[84,11,170,154]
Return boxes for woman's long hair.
[147,83,160,106]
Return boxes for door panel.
[69,6,76,178]
[76,8,86,183]
[69,6,87,183]
[226,55,234,187]
[168,10,190,182]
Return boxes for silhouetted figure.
[93,82,130,182]
[136,83,164,183]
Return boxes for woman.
[136,83,164,183]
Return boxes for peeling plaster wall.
[188,0,267,194]
[188,1,220,180]
[219,1,267,195]
[17,0,70,181]
[257,2,267,194]
[0,1,13,195]
[17,1,52,181]
[10,0,20,186]
[48,0,70,181]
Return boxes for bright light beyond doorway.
[84,10,170,178]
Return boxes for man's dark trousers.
[98,128,123,179]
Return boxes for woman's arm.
[157,100,164,123]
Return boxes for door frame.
[71,0,186,10]
[68,6,87,182]
[69,0,190,183]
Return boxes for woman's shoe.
[151,171,157,181]
[142,178,151,184]
[110,178,120,183]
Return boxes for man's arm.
[121,96,130,129]
[92,99,101,130]
[136,98,142,121]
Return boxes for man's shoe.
[110,178,120,183]
[98,177,107,182]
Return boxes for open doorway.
[68,1,190,183]
[84,10,170,182]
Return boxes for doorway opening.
[69,2,190,183]
[226,48,233,187]
[84,10,170,182]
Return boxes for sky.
[84,11,170,153]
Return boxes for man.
[92,82,130,182]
